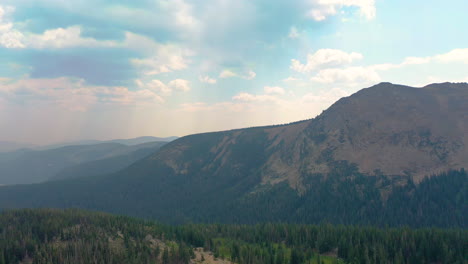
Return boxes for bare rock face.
[149,82,468,189]
[309,82,468,182]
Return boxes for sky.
[0,0,467,144]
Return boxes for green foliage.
[0,166,466,227]
[0,209,466,264]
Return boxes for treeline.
[0,209,193,264]
[1,209,467,264]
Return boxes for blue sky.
[0,0,467,144]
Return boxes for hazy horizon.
[1,0,467,144]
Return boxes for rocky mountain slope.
[146,82,468,192]
[0,82,466,226]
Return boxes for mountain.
[0,141,36,152]
[0,82,466,226]
[50,141,169,181]
[0,141,167,185]
[2,209,465,264]
[35,136,178,150]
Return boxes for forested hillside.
[1,209,466,264]
[0,167,465,227]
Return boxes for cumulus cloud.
[0,8,192,76]
[27,26,118,49]
[168,79,191,91]
[136,79,172,96]
[371,48,468,71]
[434,48,468,64]
[123,32,194,75]
[307,0,376,21]
[130,44,192,75]
[282,77,301,82]
[0,5,25,48]
[264,86,286,95]
[219,70,237,78]
[199,75,217,84]
[0,6,118,49]
[219,69,256,80]
[291,49,363,73]
[310,66,380,85]
[0,77,164,111]
[292,48,468,87]
[135,78,191,97]
[232,92,278,103]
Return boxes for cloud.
[245,70,256,80]
[292,48,468,88]
[135,78,191,97]
[232,92,278,103]
[310,66,380,85]
[434,48,468,64]
[291,49,363,73]
[371,48,468,71]
[168,79,191,92]
[288,26,300,39]
[129,38,193,75]
[219,70,237,78]
[264,86,285,95]
[0,8,192,76]
[136,79,171,96]
[307,0,376,21]
[219,69,256,80]
[0,6,118,49]
[0,5,25,48]
[282,77,301,82]
[199,75,216,84]
[0,77,164,111]
[27,26,118,49]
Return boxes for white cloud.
[0,5,25,48]
[245,70,256,80]
[219,69,256,80]
[137,79,172,96]
[232,92,278,103]
[27,26,118,49]
[434,48,468,64]
[0,77,164,111]
[264,86,285,95]
[0,10,192,76]
[282,77,301,82]
[307,0,376,21]
[131,45,191,75]
[291,49,363,73]
[219,70,237,78]
[125,32,194,75]
[135,78,191,97]
[199,75,217,84]
[168,79,191,92]
[310,66,380,85]
[288,26,300,39]
[0,6,118,49]
[371,48,468,71]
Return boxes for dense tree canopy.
[1,209,466,264]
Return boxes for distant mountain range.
[0,136,178,153]
[0,83,466,227]
[35,136,179,151]
[0,140,171,185]
[0,141,36,153]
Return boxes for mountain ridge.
[0,82,466,226]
